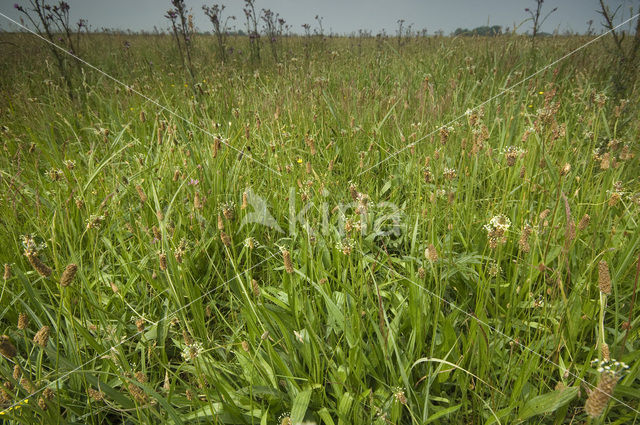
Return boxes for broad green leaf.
[290,387,312,424]
[425,404,462,423]
[517,387,578,421]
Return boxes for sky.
[0,0,638,36]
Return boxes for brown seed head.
[584,371,618,418]
[88,388,105,401]
[128,381,148,404]
[60,263,77,287]
[0,335,17,359]
[159,252,167,271]
[578,214,590,231]
[135,185,147,203]
[25,252,52,278]
[241,191,248,209]
[222,204,235,220]
[152,225,161,241]
[43,388,54,400]
[136,318,145,332]
[598,260,611,295]
[134,371,147,383]
[20,377,35,393]
[282,249,294,273]
[18,313,29,330]
[425,244,438,262]
[3,263,10,281]
[601,342,610,362]
[251,279,260,297]
[220,231,231,247]
[33,326,50,348]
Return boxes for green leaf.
[425,404,462,423]
[517,387,578,421]
[317,408,336,425]
[290,387,312,424]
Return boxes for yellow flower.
[538,91,544,94]
[528,104,533,108]
[297,158,303,164]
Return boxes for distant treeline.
[453,25,503,36]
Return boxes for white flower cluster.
[590,358,630,375]
[484,215,511,234]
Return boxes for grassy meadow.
[0,31,639,424]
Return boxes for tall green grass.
[0,33,639,424]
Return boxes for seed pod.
[3,263,10,280]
